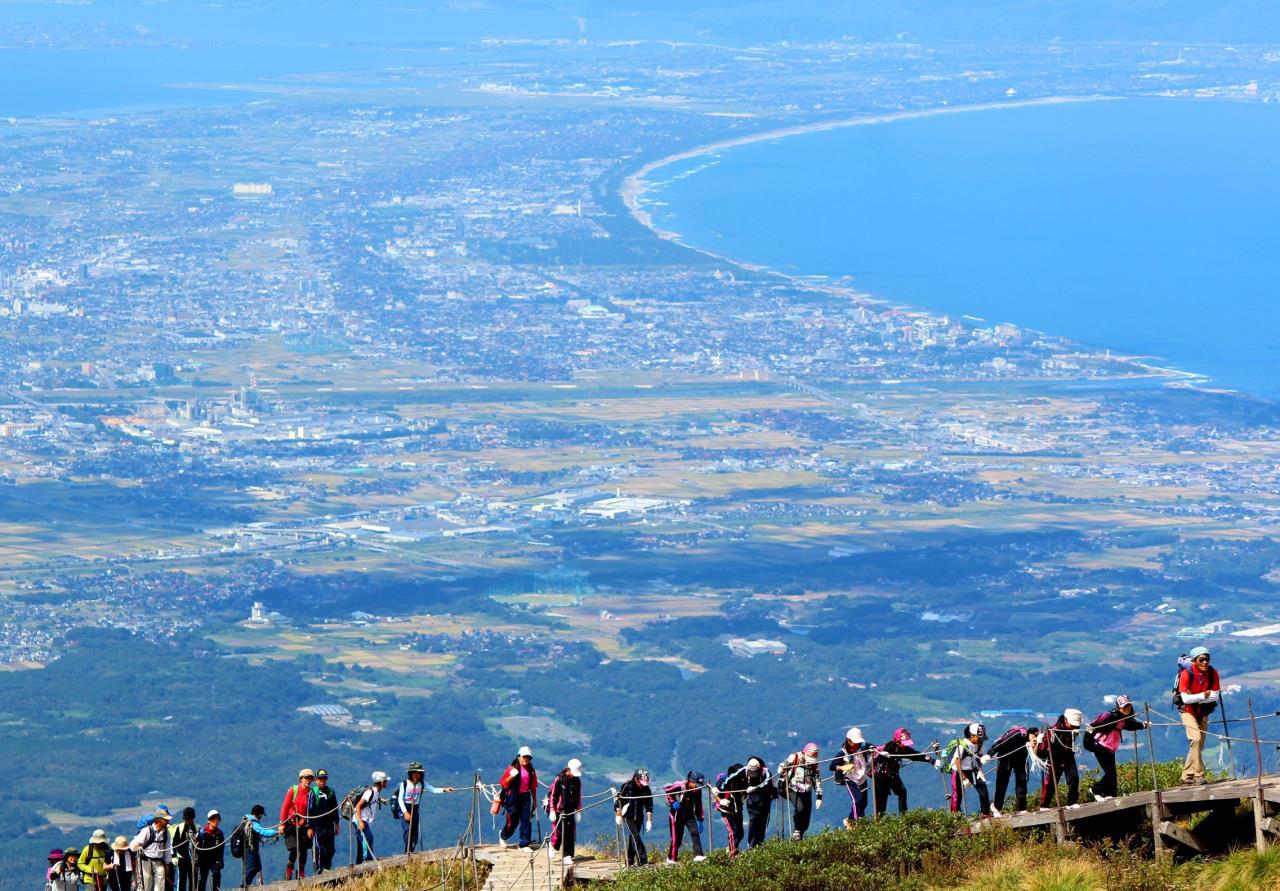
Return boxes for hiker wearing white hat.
[353,772,389,865]
[196,811,224,891]
[1040,710,1084,809]
[832,728,870,828]
[497,747,537,851]
[1085,696,1149,801]
[128,810,172,891]
[548,760,584,866]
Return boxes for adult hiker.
[1086,695,1149,800]
[831,728,870,827]
[47,849,65,891]
[1176,646,1221,786]
[713,763,748,856]
[78,830,113,891]
[394,761,456,855]
[311,770,339,874]
[989,725,1041,816]
[742,756,777,849]
[945,723,993,816]
[171,808,200,891]
[129,808,173,891]
[547,759,584,867]
[663,771,706,864]
[497,746,537,851]
[777,743,823,840]
[353,771,389,865]
[280,767,316,879]
[107,837,133,891]
[615,768,653,868]
[872,727,936,816]
[196,811,224,891]
[235,805,277,887]
[50,848,83,891]
[1039,708,1084,808]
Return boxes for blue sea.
[644,99,1280,400]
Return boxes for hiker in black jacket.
[1040,709,1084,808]
[195,812,224,891]
[742,757,776,849]
[872,728,935,816]
[615,768,653,868]
[713,764,748,856]
[989,726,1040,816]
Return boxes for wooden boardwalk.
[476,844,622,891]
[973,773,1280,856]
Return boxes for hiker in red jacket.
[280,768,315,880]
[1177,647,1221,786]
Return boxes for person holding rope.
[989,724,1041,817]
[497,746,537,851]
[872,728,936,817]
[107,837,133,891]
[280,769,316,880]
[713,764,747,856]
[778,743,822,841]
[235,805,276,887]
[1085,695,1148,801]
[311,770,339,874]
[547,759,584,867]
[663,771,706,863]
[831,728,870,828]
[1039,709,1084,808]
[615,768,653,868]
[1176,646,1221,786]
[171,808,200,891]
[394,761,456,855]
[78,830,113,891]
[353,771,389,865]
[742,757,776,849]
[196,811,224,891]
[944,723,992,816]
[129,808,173,891]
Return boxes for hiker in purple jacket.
[1085,695,1148,800]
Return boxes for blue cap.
[1189,646,1210,659]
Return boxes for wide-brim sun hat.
[89,830,108,845]
[112,837,129,852]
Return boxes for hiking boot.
[990,806,1002,818]
[498,837,507,849]
[298,870,306,880]
[693,855,705,862]
[666,858,678,865]
[562,856,574,866]
[285,866,294,881]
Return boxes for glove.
[1207,690,1220,702]
[615,815,622,827]
[646,816,652,832]
[980,754,992,765]
[574,812,580,825]
[961,775,972,789]
[815,797,823,810]
[549,811,558,823]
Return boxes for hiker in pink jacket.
[1084,695,1148,800]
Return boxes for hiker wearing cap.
[943,723,992,816]
[713,764,748,856]
[663,772,706,863]
[778,744,822,841]
[989,725,1041,817]
[1085,696,1149,801]
[236,805,277,887]
[742,757,776,849]
[311,770,339,874]
[196,811,223,891]
[832,729,870,828]
[280,768,316,880]
[395,761,456,854]
[107,837,133,891]
[50,848,84,891]
[872,728,935,817]
[616,768,653,868]
[79,830,113,891]
[547,759,584,867]
[1039,709,1084,808]
[171,808,200,891]
[129,809,173,891]
[1176,646,1221,786]
[354,771,389,865]
[497,747,537,851]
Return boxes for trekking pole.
[1218,689,1236,778]
[706,785,713,853]
[1131,725,1141,796]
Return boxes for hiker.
[831,728,870,827]
[547,759,583,867]
[777,743,823,840]
[50,848,83,891]
[990,725,1041,816]
[395,761,455,855]
[235,805,277,887]
[872,728,935,816]
[129,808,173,891]
[311,770,339,874]
[280,768,316,879]
[742,757,777,849]
[945,723,992,816]
[615,768,653,868]
[79,830,113,891]
[171,808,200,891]
[497,746,537,851]
[1040,709,1085,808]
[663,771,706,864]
[714,764,748,856]
[1176,646,1221,786]
[196,811,223,891]
[107,837,133,891]
[354,771,389,865]
[1086,696,1149,800]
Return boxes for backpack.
[1083,710,1112,752]
[340,786,372,821]
[227,822,246,860]
[390,781,405,821]
[938,738,964,774]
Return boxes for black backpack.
[227,822,246,860]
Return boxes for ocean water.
[644,98,1280,400]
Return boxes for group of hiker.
[44,647,1223,881]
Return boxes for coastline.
[617,93,1204,390]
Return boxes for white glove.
[549,811,558,823]
[1207,690,1220,702]
[961,775,972,789]
[815,798,823,810]
[574,812,580,824]
[980,754,992,765]
[615,815,622,827]
[646,816,652,832]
